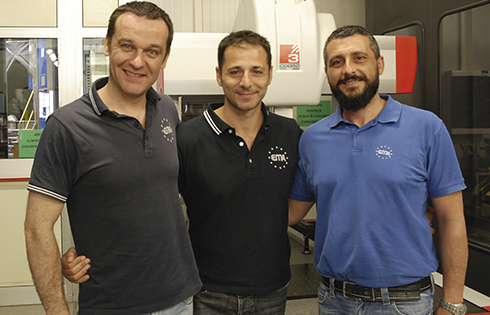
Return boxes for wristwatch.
[439,299,467,315]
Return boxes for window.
[83,38,108,94]
[0,39,59,158]
[440,3,490,251]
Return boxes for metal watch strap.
[439,299,467,315]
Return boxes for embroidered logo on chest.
[161,118,175,142]
[268,146,289,170]
[375,145,393,159]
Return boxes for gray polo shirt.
[29,77,201,314]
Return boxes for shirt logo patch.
[161,118,175,142]
[376,146,393,159]
[268,146,289,169]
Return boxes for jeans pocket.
[392,288,433,315]
[183,296,193,306]
[318,281,329,304]
[196,289,209,296]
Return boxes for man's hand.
[61,247,91,284]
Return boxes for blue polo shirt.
[289,95,465,287]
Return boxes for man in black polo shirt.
[177,30,302,314]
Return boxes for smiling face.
[325,34,384,112]
[104,12,169,100]
[216,43,272,113]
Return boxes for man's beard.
[330,74,379,112]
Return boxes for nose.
[130,50,145,69]
[240,71,252,88]
[342,58,355,76]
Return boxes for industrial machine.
[160,0,417,108]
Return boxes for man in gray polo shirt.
[24,2,201,314]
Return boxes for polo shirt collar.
[328,94,401,129]
[377,95,401,123]
[89,77,160,116]
[203,102,270,136]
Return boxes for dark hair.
[217,30,272,71]
[106,1,174,58]
[323,25,380,67]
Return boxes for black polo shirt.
[29,77,201,314]
[178,103,302,295]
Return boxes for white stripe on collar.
[89,86,101,116]
[203,109,221,135]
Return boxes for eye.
[330,59,343,67]
[147,49,159,57]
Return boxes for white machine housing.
[161,0,417,106]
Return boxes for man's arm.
[432,190,468,315]
[24,191,70,315]
[288,197,315,226]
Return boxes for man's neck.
[97,81,147,127]
[215,103,264,150]
[342,94,387,128]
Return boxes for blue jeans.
[143,297,194,315]
[77,298,193,315]
[193,285,288,315]
[318,279,434,315]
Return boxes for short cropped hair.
[323,25,380,67]
[217,30,272,71]
[106,1,174,58]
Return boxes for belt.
[321,276,431,301]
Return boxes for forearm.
[433,191,468,304]
[438,216,468,303]
[25,192,70,315]
[26,228,70,315]
[288,198,314,226]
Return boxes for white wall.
[0,0,57,27]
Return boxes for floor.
[285,231,318,315]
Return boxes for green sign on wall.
[296,99,332,127]
[19,130,43,158]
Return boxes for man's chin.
[339,85,364,96]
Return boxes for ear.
[267,65,273,85]
[104,37,110,57]
[160,48,171,70]
[216,66,222,86]
[377,56,385,76]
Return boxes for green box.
[296,100,331,127]
[19,129,43,158]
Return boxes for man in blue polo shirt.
[288,25,468,315]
